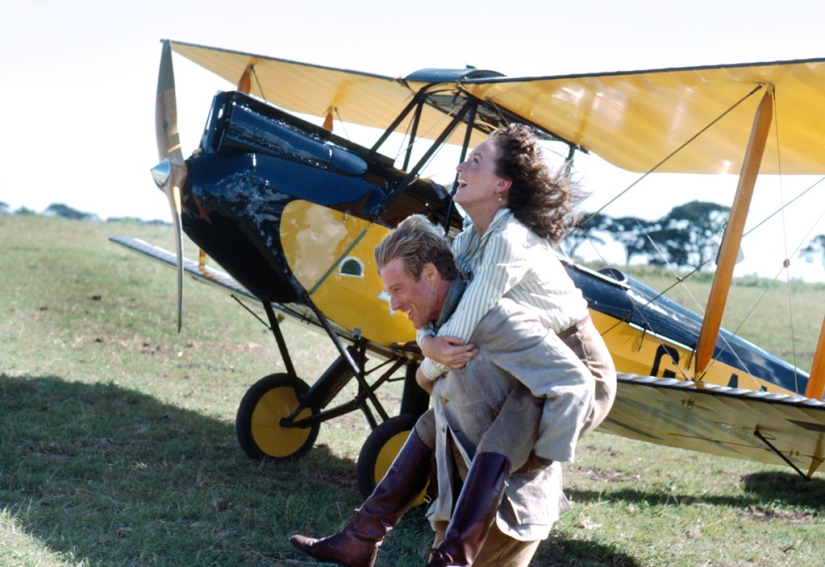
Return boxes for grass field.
[1,214,823,567]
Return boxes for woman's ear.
[497,178,512,192]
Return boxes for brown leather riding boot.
[290,430,432,567]
[423,452,509,567]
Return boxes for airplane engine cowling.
[181,91,456,307]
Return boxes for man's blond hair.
[374,215,459,281]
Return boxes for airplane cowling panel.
[280,199,417,346]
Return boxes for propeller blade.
[154,39,187,332]
[156,40,181,161]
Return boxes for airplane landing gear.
[236,373,320,462]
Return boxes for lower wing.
[601,374,825,478]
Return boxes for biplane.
[112,40,825,497]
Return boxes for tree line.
[0,202,165,225]
[3,200,825,272]
[564,200,825,272]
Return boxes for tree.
[800,234,825,268]
[44,203,99,222]
[0,201,8,215]
[559,212,611,259]
[602,216,659,265]
[645,225,691,267]
[650,201,730,269]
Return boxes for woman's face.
[454,139,508,211]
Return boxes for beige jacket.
[424,298,613,541]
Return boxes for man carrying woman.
[290,124,616,567]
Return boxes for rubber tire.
[355,414,427,504]
[236,373,320,462]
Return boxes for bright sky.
[3,0,825,278]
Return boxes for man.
[291,216,611,567]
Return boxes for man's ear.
[421,262,438,282]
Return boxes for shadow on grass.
[534,536,641,567]
[568,469,825,512]
[0,375,366,566]
[0,375,641,567]
[741,470,825,506]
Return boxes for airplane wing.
[168,40,486,147]
[109,236,406,358]
[172,42,825,175]
[110,236,260,301]
[110,236,312,324]
[109,237,825,476]
[461,58,825,175]
[170,41,825,175]
[602,374,825,477]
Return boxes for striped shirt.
[418,208,589,380]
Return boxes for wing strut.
[695,86,774,377]
[753,427,808,479]
[377,100,477,218]
[444,103,478,232]
[805,316,825,399]
[401,100,425,172]
[237,64,253,94]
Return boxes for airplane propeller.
[152,40,187,332]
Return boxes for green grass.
[1,215,823,566]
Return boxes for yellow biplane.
[113,40,825,497]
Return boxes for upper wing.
[602,374,825,477]
[169,40,484,147]
[462,59,825,174]
[171,41,825,175]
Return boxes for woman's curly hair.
[489,124,586,245]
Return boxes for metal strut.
[753,427,809,480]
[379,100,477,218]
[444,101,478,233]
[260,295,399,430]
[305,300,391,425]
[263,301,298,381]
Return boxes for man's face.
[379,258,442,329]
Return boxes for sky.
[3,0,825,279]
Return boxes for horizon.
[5,200,825,284]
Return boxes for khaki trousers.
[433,522,540,567]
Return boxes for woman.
[414,124,616,567]
[419,127,585,370]
[290,124,616,567]
[419,123,614,435]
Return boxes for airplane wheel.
[356,413,427,505]
[236,373,319,462]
